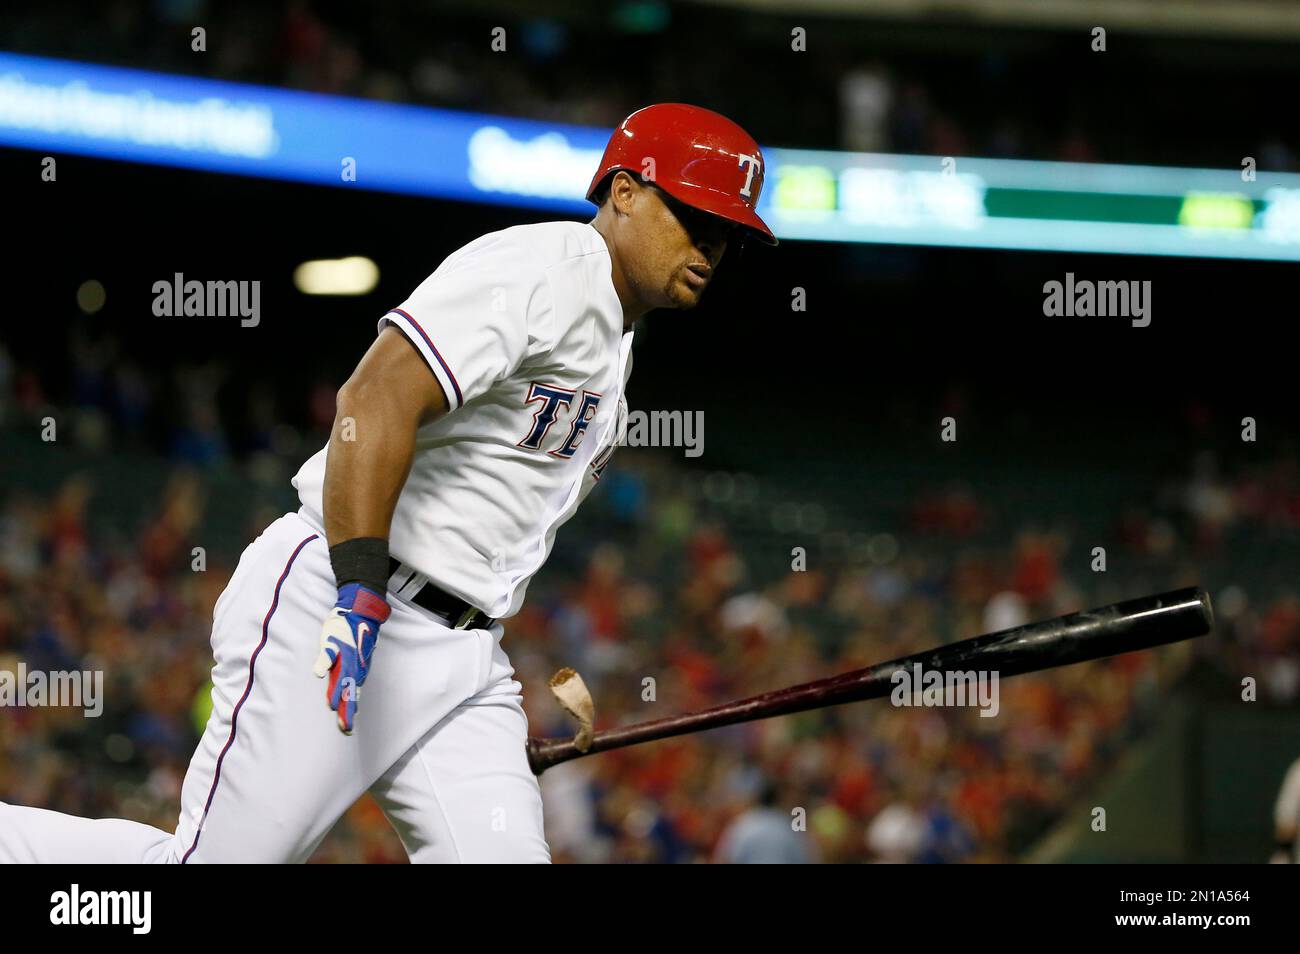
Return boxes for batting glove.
[312,583,391,734]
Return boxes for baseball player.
[0,103,776,863]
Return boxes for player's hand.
[312,583,391,734]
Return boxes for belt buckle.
[453,606,478,630]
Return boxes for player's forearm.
[321,380,418,547]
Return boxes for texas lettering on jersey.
[516,383,625,481]
[517,383,602,458]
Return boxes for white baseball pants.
[0,510,550,863]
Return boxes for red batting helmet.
[586,103,777,246]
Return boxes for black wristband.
[329,537,390,594]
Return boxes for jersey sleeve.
[378,234,554,411]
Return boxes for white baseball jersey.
[293,221,632,620]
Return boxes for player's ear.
[605,171,624,210]
[607,170,641,217]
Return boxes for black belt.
[387,557,495,630]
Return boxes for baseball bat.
[526,586,1212,775]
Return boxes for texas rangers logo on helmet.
[736,153,762,200]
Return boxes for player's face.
[634,184,735,309]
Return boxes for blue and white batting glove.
[312,583,391,734]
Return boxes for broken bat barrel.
[525,587,1213,775]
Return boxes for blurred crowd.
[2,0,1297,170]
[2,349,1296,860]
